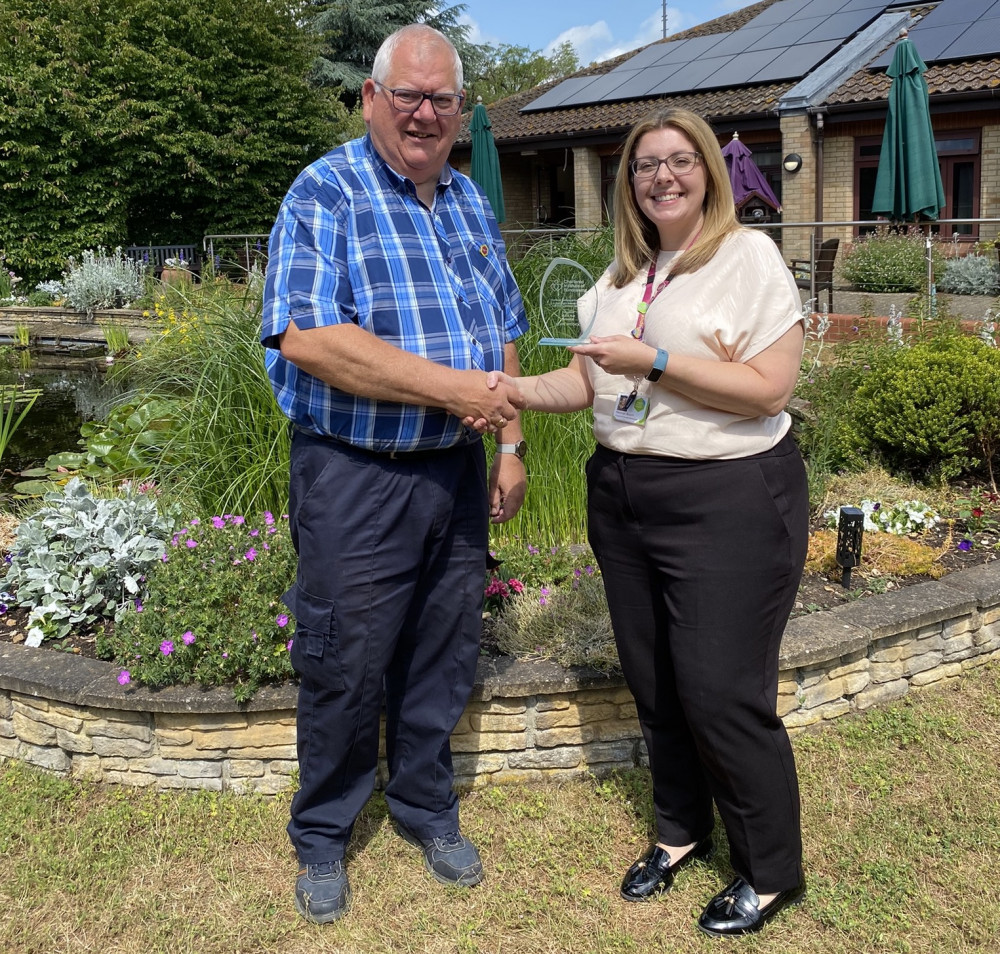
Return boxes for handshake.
[457,370,524,434]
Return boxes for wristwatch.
[646,348,669,382]
[497,440,528,460]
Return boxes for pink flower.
[286,639,294,651]
[232,515,245,525]
[245,548,257,561]
[118,670,131,686]
[182,630,195,645]
[276,613,289,628]
[160,640,174,656]
[186,538,198,549]
[508,578,525,594]
[212,516,226,529]
[264,512,275,526]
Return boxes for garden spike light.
[836,506,865,589]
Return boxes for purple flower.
[182,630,195,645]
[958,540,973,551]
[232,515,245,525]
[161,553,169,563]
[0,603,7,615]
[276,613,289,628]
[160,640,174,656]
[528,544,540,555]
[186,538,198,548]
[286,639,294,651]
[212,516,226,529]
[118,670,131,686]
[264,512,275,526]
[245,548,257,561]
[134,600,143,613]
[190,518,200,526]
[249,528,259,537]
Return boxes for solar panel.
[521,0,900,112]
[939,16,1000,59]
[746,18,826,52]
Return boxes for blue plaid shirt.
[261,134,528,452]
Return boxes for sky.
[458,1,749,66]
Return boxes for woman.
[511,108,808,937]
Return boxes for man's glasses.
[375,82,465,117]
[629,152,702,178]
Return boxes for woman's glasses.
[374,83,465,116]
[629,152,702,178]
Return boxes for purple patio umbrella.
[721,132,781,214]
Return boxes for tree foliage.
[0,0,346,285]
[467,42,580,105]
[306,1,482,109]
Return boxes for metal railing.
[202,233,270,276]
[500,219,1000,308]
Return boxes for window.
[601,156,620,223]
[854,130,981,238]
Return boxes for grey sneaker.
[397,824,484,886]
[294,859,351,923]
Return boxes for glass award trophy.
[537,257,598,347]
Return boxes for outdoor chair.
[791,238,839,312]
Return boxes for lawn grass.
[1,663,997,953]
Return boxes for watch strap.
[645,348,669,382]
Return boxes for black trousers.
[284,430,488,864]
[586,432,808,894]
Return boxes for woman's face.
[631,126,708,249]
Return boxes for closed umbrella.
[720,132,781,214]
[871,31,945,221]
[469,98,505,223]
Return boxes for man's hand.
[489,452,526,523]
[453,370,525,434]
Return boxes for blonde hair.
[611,107,740,288]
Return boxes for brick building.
[449,0,1000,267]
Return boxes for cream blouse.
[578,228,803,459]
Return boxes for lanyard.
[630,228,701,341]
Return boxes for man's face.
[362,38,464,191]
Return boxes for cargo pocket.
[283,585,345,692]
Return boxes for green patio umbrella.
[871,33,945,221]
[469,99,505,223]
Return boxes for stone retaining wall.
[1,564,998,794]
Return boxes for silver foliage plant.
[4,478,175,645]
[62,246,145,315]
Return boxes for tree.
[467,41,580,105]
[0,0,346,285]
[306,1,484,110]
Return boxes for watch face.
[514,440,527,459]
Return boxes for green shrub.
[938,254,1000,296]
[840,227,945,293]
[841,332,1000,483]
[102,511,296,702]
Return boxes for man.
[261,24,529,924]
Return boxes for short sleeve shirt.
[583,229,803,459]
[261,134,528,452]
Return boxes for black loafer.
[620,835,713,901]
[697,877,805,937]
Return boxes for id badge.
[613,391,649,426]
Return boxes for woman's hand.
[569,335,656,378]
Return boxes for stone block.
[854,678,909,710]
[187,722,292,751]
[155,728,194,747]
[229,760,265,778]
[781,708,824,730]
[56,727,94,754]
[581,740,638,766]
[910,662,963,687]
[452,752,507,777]
[508,747,582,770]
[12,711,57,746]
[89,735,154,758]
[535,721,641,748]
[534,698,570,712]
[86,717,153,743]
[534,703,620,731]
[941,633,976,660]
[468,710,529,733]
[71,754,104,782]
[268,759,299,776]
[451,730,525,753]
[21,743,71,773]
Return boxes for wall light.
[782,153,803,173]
